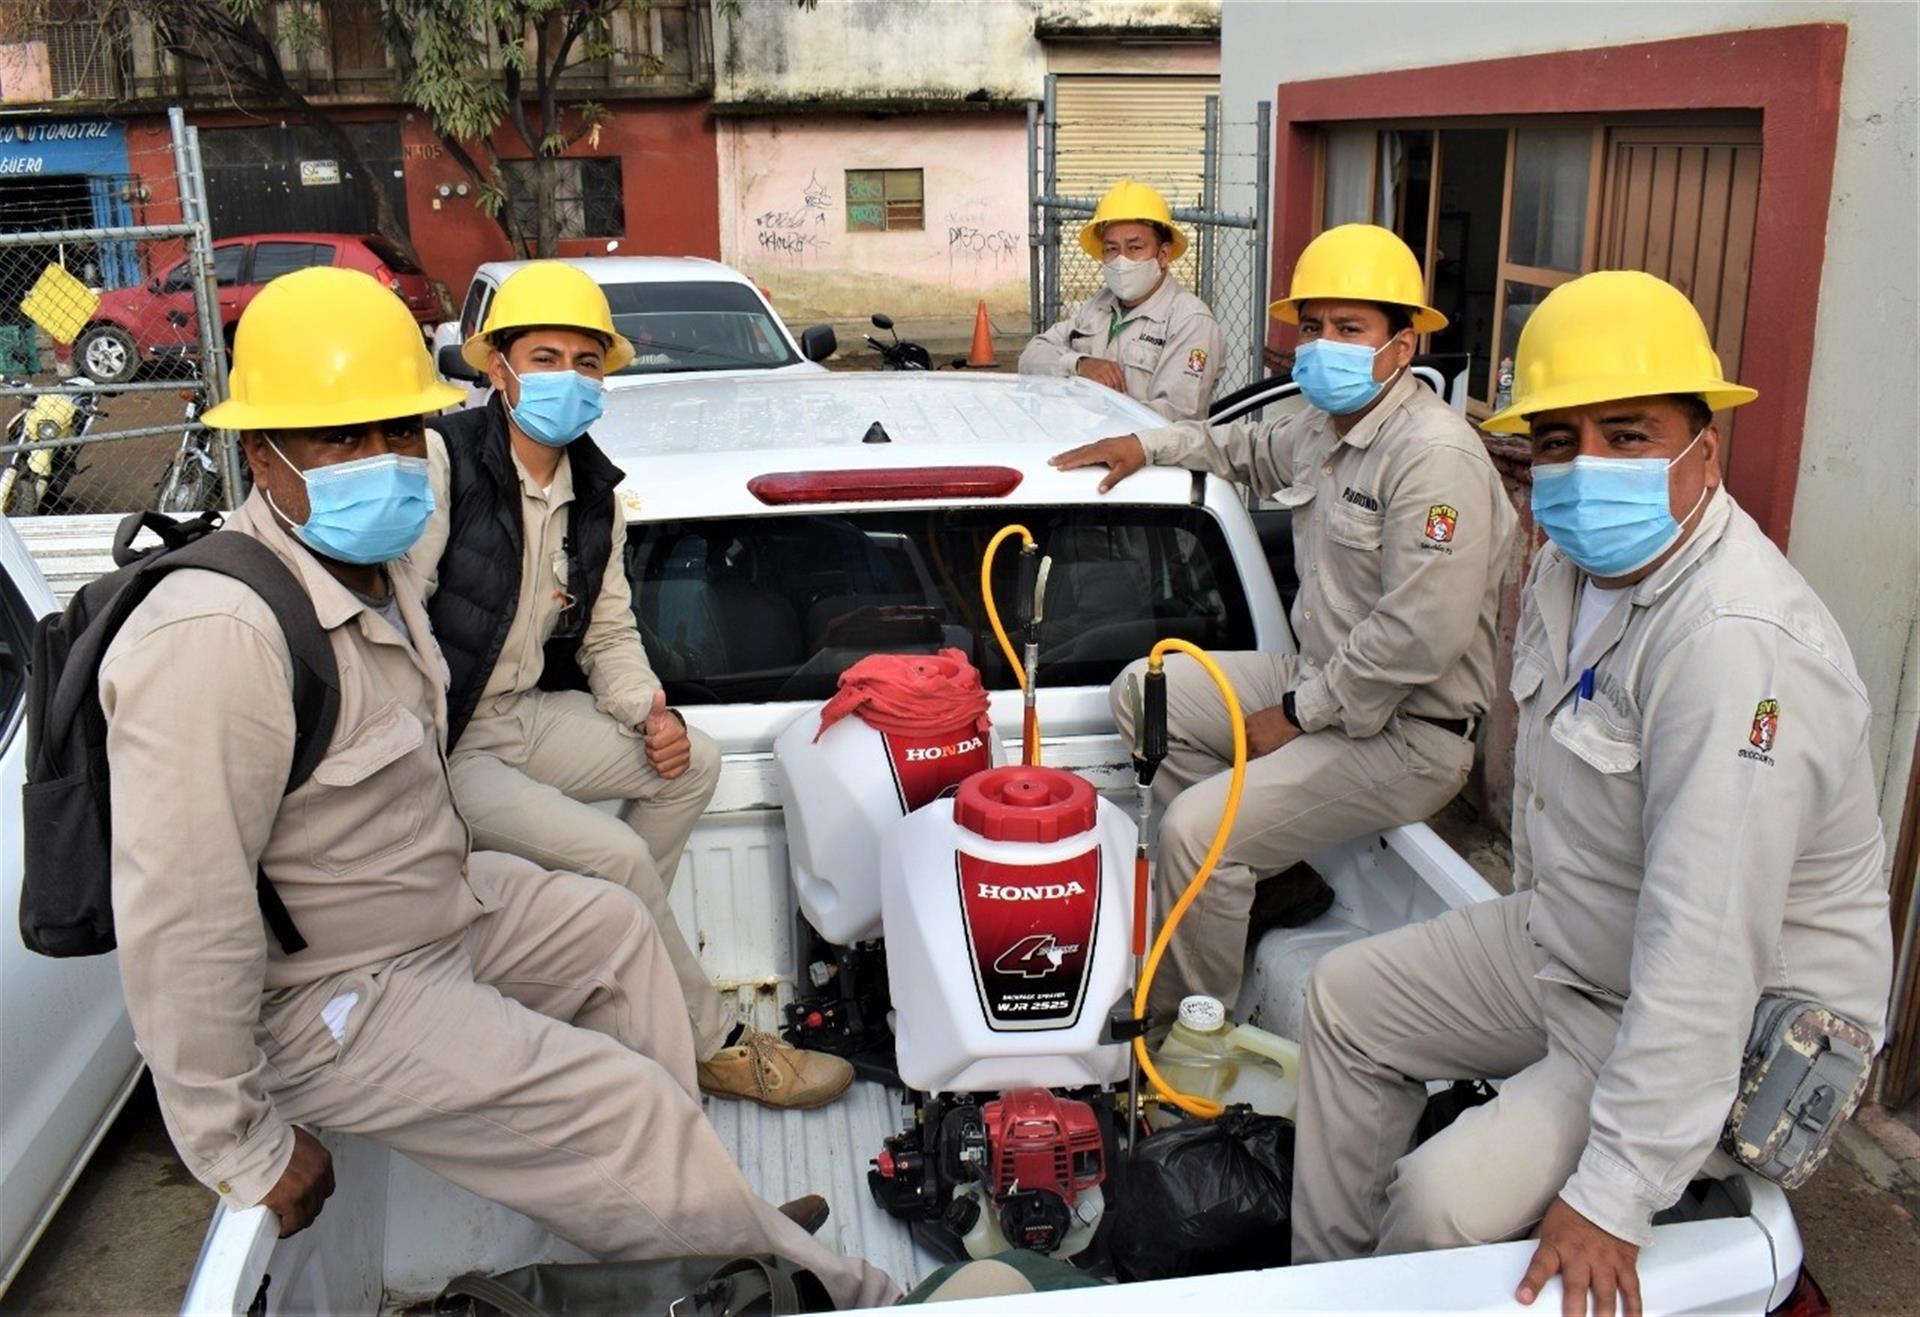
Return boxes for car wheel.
[76,325,138,385]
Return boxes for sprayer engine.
[869,1089,1107,1258]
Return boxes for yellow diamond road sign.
[20,262,99,346]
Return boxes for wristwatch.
[1281,691,1300,731]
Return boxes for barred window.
[845,169,923,232]
[503,158,625,240]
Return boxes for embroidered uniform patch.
[1185,347,1208,376]
[1424,504,1459,544]
[1750,699,1780,753]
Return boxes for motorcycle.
[154,384,222,513]
[862,313,934,371]
[1,375,103,517]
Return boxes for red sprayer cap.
[954,766,1096,844]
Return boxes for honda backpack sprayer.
[856,524,1255,1265]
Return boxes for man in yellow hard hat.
[409,261,855,1110]
[1052,223,1516,1023]
[1019,178,1225,422]
[1292,271,1890,1317]
[100,267,896,1307]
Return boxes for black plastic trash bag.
[1109,1108,1294,1282]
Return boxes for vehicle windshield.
[605,281,801,375]
[365,237,424,274]
[627,505,1255,705]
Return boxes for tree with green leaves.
[48,0,654,260]
[382,0,635,258]
[35,0,423,263]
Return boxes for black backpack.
[20,511,340,958]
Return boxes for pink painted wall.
[717,112,1030,326]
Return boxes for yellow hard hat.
[1078,179,1189,262]
[204,266,463,430]
[1269,223,1446,333]
[1483,270,1757,435]
[462,260,635,373]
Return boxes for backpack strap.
[143,529,343,956]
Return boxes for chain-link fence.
[1028,90,1271,399]
[0,109,238,519]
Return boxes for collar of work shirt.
[1103,275,1178,343]
[1534,487,1734,682]
[1308,369,1418,453]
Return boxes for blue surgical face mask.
[1531,427,1711,578]
[505,363,604,447]
[1292,336,1398,415]
[266,439,435,566]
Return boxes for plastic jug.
[1149,995,1300,1125]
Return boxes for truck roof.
[470,255,746,287]
[594,372,1198,518]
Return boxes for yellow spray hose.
[1132,639,1248,1120]
[981,524,1042,765]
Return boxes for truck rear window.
[627,506,1255,705]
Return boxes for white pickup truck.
[11,372,1814,1314]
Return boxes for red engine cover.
[982,1088,1105,1204]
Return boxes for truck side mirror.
[799,324,837,363]
[437,343,481,384]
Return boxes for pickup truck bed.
[19,374,1810,1313]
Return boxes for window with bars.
[845,169,923,232]
[502,157,625,240]
[1316,116,1761,421]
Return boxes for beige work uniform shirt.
[412,430,662,742]
[1137,372,1516,736]
[1512,491,1892,1244]
[100,495,488,1207]
[1019,276,1225,423]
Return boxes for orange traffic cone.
[967,299,998,369]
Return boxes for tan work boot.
[698,1030,854,1109]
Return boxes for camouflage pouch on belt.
[1722,996,1873,1189]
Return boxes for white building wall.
[1219,1,1920,841]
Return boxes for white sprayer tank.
[774,661,1000,946]
[883,765,1136,1093]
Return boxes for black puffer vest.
[428,396,626,748]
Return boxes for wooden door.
[1598,125,1762,452]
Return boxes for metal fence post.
[1027,101,1042,336]
[1041,73,1059,328]
[1251,99,1273,389]
[177,116,244,506]
[1200,95,1218,307]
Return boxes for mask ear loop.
[260,435,310,531]
[1668,425,1715,526]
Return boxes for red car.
[72,233,443,385]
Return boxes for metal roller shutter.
[1052,75,1219,206]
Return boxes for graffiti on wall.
[945,197,1022,280]
[756,168,834,260]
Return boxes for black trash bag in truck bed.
[1109,1108,1294,1282]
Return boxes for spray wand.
[982,524,1048,765]
[1120,665,1169,1152]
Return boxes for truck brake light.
[748,465,1023,505]
[1768,1268,1832,1317]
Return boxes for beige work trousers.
[1111,652,1472,1020]
[1292,891,1624,1264]
[450,689,730,1056]
[258,855,897,1310]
